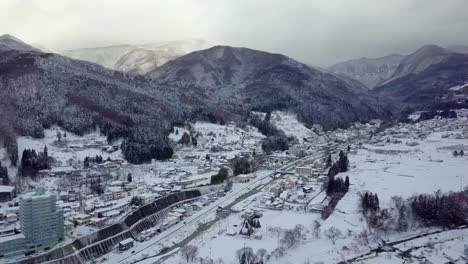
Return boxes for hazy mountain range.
[330,45,468,90]
[61,39,210,74]
[373,45,468,110]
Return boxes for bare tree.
[256,248,267,262]
[271,247,286,259]
[355,229,369,246]
[390,195,409,232]
[198,257,214,264]
[236,247,256,264]
[280,229,298,248]
[464,244,468,260]
[313,220,321,238]
[324,227,342,245]
[280,224,305,249]
[180,245,199,262]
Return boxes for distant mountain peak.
[381,44,454,85]
[411,44,450,57]
[61,39,211,74]
[329,53,404,89]
[0,34,39,52]
[446,45,468,54]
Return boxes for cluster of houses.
[371,109,468,147]
[0,186,19,233]
[0,116,386,258]
[259,174,320,211]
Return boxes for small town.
[0,109,467,264]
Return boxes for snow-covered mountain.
[329,54,404,89]
[150,46,390,129]
[0,34,190,164]
[447,45,468,54]
[61,44,134,69]
[381,45,454,86]
[62,39,210,74]
[0,34,39,52]
[373,45,468,109]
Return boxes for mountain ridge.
[149,45,390,129]
[61,39,211,74]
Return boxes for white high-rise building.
[19,190,64,252]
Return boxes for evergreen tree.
[345,176,350,190]
[19,148,50,177]
[233,157,252,175]
[43,145,48,158]
[84,157,90,168]
[374,194,379,209]
[127,173,132,183]
[191,136,198,147]
[179,132,191,145]
[363,192,369,210]
[264,111,271,122]
[240,251,247,264]
[326,154,332,168]
[211,168,228,184]
[338,150,349,172]
[0,162,9,185]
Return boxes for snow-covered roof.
[0,233,24,243]
[119,237,134,245]
[0,185,14,193]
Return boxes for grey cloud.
[0,0,467,67]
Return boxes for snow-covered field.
[269,111,314,142]
[17,126,123,167]
[328,131,468,234]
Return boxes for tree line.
[18,146,51,178]
[0,162,9,185]
[211,168,229,185]
[361,189,468,234]
[249,112,290,154]
[322,150,350,219]
[83,155,104,168]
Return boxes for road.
[341,225,468,263]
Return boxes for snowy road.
[344,225,468,263]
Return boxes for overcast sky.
[1,0,468,67]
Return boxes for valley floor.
[153,116,468,264]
